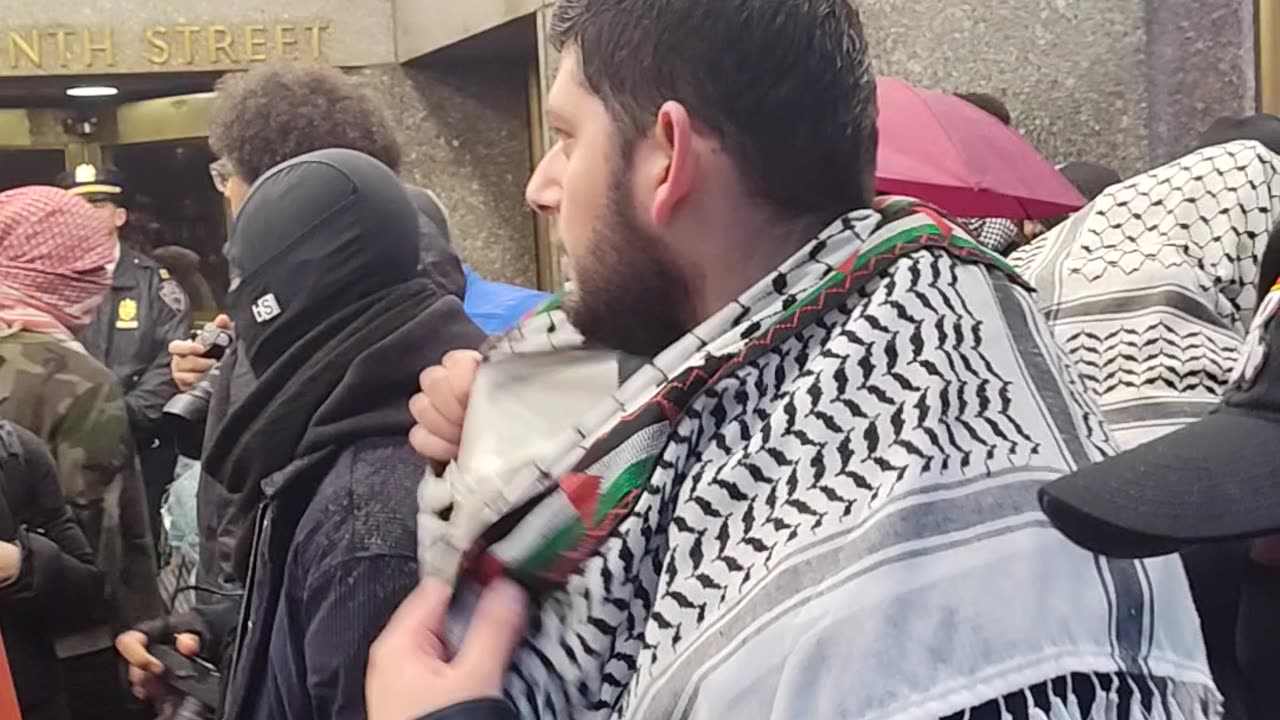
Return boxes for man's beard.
[564,171,692,358]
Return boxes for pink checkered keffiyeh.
[0,186,115,341]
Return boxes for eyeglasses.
[209,159,233,194]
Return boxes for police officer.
[56,165,192,544]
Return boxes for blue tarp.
[463,266,550,335]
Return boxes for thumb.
[455,578,527,686]
[443,350,483,405]
[214,314,232,329]
[175,633,201,657]
[380,579,452,659]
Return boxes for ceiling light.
[65,85,119,98]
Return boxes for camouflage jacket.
[0,330,162,652]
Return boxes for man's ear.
[115,207,128,230]
[650,101,697,227]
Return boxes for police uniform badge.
[157,271,188,315]
[116,298,140,330]
[1231,280,1280,390]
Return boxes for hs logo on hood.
[252,293,282,323]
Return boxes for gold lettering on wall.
[144,26,170,64]
[275,24,298,59]
[174,25,199,65]
[8,30,39,69]
[304,22,329,60]
[84,28,113,67]
[47,29,72,69]
[208,25,235,64]
[243,24,267,61]
[0,22,334,73]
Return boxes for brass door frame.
[530,5,563,292]
[0,92,213,176]
[112,92,215,146]
[0,110,37,149]
[527,57,561,292]
[1261,0,1280,113]
[0,109,95,170]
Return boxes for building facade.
[0,0,1268,297]
[868,0,1259,178]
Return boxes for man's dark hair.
[1196,114,1280,156]
[209,62,402,183]
[956,92,1012,126]
[1058,161,1122,203]
[550,0,878,225]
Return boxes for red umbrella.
[875,77,1085,219]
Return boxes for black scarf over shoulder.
[203,149,484,579]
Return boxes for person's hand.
[366,578,526,720]
[1253,537,1280,567]
[0,542,20,585]
[114,629,201,703]
[169,314,231,391]
[409,350,483,463]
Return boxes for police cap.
[55,164,129,207]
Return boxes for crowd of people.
[2,0,1280,719]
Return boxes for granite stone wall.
[345,0,1258,285]
[861,0,1256,177]
[349,57,539,287]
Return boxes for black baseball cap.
[55,164,128,207]
[1041,223,1280,558]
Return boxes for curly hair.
[208,62,402,183]
[955,92,1012,126]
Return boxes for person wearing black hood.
[136,148,485,720]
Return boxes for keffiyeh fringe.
[944,673,1220,720]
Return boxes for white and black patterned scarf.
[1009,141,1280,449]
[962,216,1025,254]
[430,201,1218,720]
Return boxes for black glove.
[134,600,240,668]
[135,611,213,646]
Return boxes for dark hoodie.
[194,184,467,600]
[199,149,485,720]
[0,421,105,720]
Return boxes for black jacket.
[194,186,467,598]
[418,700,518,720]
[79,245,191,444]
[0,422,106,720]
[194,347,256,596]
[199,297,484,720]
[191,150,485,720]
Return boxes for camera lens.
[163,362,222,459]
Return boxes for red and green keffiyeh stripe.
[468,198,1029,589]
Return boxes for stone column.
[350,61,541,287]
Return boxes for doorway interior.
[0,79,229,314]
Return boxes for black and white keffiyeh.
[962,216,1025,254]
[440,202,1218,720]
[1009,141,1280,449]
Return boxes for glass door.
[0,148,68,192]
[102,93,227,318]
